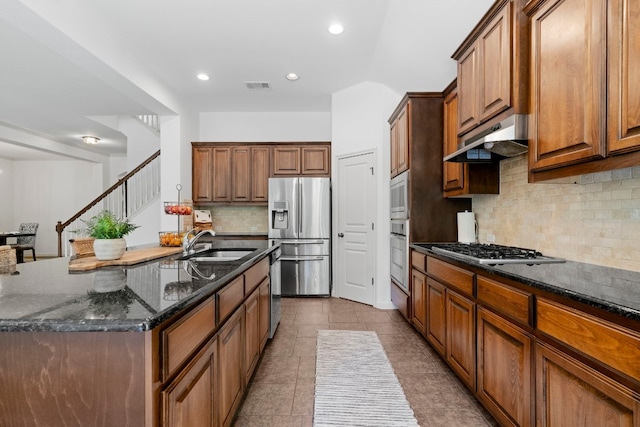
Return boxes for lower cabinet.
[162,336,218,427]
[218,308,245,427]
[411,268,427,333]
[426,277,446,356]
[244,287,261,384]
[477,307,533,427]
[259,278,270,352]
[445,290,475,390]
[535,342,640,426]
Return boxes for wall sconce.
[82,136,100,145]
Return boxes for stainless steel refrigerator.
[268,177,331,296]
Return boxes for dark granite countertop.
[411,243,640,324]
[0,240,277,333]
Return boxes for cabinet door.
[426,278,446,356]
[446,289,475,390]
[443,88,465,193]
[529,0,607,171]
[259,277,270,351]
[162,336,217,427]
[251,147,270,202]
[396,105,409,175]
[272,146,301,175]
[477,307,532,427]
[301,146,330,176]
[411,268,427,334]
[218,308,244,427]
[193,147,213,202]
[457,45,480,134]
[212,147,232,202]
[232,147,251,202]
[244,288,260,384]
[608,0,640,154]
[390,119,399,176]
[479,2,511,121]
[536,342,640,427]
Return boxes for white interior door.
[336,152,376,305]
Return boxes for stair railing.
[56,150,161,257]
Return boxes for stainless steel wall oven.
[390,219,409,293]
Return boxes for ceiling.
[0,0,493,161]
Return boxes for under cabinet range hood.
[444,114,528,163]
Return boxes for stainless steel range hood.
[444,114,528,163]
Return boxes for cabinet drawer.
[536,298,640,381]
[218,276,245,323]
[427,257,474,296]
[244,257,269,295]
[411,251,426,271]
[477,276,531,325]
[162,296,216,381]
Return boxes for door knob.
[338,233,344,237]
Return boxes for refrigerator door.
[280,255,330,296]
[268,178,300,239]
[275,239,330,256]
[298,178,331,239]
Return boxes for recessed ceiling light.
[286,73,299,81]
[82,136,100,145]
[197,73,210,81]
[328,24,344,35]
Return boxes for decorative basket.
[69,237,95,259]
[163,202,193,216]
[0,245,17,274]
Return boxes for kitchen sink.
[183,249,256,262]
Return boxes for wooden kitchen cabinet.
[453,0,529,137]
[477,307,532,427]
[526,0,640,180]
[411,268,427,333]
[258,277,270,352]
[443,82,499,197]
[535,342,640,426]
[426,277,446,357]
[244,287,260,384]
[162,335,218,427]
[192,143,270,204]
[445,289,475,390]
[271,143,331,177]
[390,103,409,177]
[218,307,244,427]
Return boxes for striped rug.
[314,330,419,427]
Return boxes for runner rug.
[313,330,419,427]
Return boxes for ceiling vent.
[245,81,271,90]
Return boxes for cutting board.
[69,246,183,271]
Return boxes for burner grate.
[430,243,565,265]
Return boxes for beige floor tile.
[328,311,359,323]
[234,415,304,427]
[329,322,369,330]
[355,310,393,323]
[293,311,329,325]
[292,336,317,356]
[252,356,300,383]
[296,324,329,337]
[239,382,295,416]
[291,382,315,416]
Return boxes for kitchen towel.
[457,211,477,243]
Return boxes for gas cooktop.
[430,243,565,265]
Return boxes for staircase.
[56,150,161,257]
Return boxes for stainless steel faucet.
[182,228,216,255]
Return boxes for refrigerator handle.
[280,239,325,245]
[298,180,302,235]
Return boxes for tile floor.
[233,297,499,427]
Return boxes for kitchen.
[2,0,640,426]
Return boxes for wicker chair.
[11,222,38,263]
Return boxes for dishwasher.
[269,246,282,339]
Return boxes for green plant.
[83,210,139,239]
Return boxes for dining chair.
[11,222,38,263]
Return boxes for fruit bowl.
[163,202,193,215]
[159,231,185,247]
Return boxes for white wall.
[0,158,15,231]
[331,81,402,309]
[12,160,102,257]
[200,112,331,142]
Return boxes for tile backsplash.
[195,206,268,233]
[472,156,640,272]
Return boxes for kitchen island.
[0,239,277,427]
[409,243,640,427]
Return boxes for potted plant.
[83,210,139,260]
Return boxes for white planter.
[93,238,126,261]
[93,269,127,292]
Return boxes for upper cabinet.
[443,82,499,197]
[390,104,410,177]
[272,143,331,177]
[526,0,640,181]
[452,0,529,139]
[192,143,270,204]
